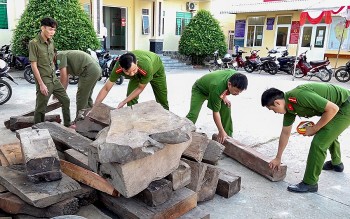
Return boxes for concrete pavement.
[1,68,350,218]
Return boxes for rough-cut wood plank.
[64,149,91,170]
[197,165,219,202]
[202,140,225,165]
[75,184,98,207]
[166,160,191,191]
[0,166,82,208]
[136,179,173,207]
[0,142,22,166]
[94,100,195,164]
[33,122,92,154]
[182,132,209,162]
[19,129,62,182]
[9,114,61,131]
[75,108,106,140]
[213,135,287,182]
[216,169,241,198]
[0,192,79,217]
[0,151,10,166]
[178,207,210,219]
[87,103,114,126]
[182,158,207,192]
[60,160,119,197]
[4,100,62,129]
[99,187,197,219]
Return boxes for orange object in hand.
[297,121,315,135]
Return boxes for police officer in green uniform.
[56,50,101,121]
[94,50,168,110]
[29,17,71,127]
[261,83,350,193]
[186,70,248,143]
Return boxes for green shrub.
[12,0,100,56]
[178,10,227,65]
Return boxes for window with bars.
[246,16,265,47]
[0,0,8,29]
[175,12,192,35]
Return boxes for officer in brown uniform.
[28,17,71,127]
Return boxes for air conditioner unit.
[186,2,198,11]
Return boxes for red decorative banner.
[289,21,300,44]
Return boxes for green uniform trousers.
[303,99,350,185]
[186,86,233,136]
[126,66,169,110]
[34,79,71,126]
[76,63,101,117]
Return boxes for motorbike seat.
[260,56,274,61]
[277,56,295,62]
[310,60,327,65]
[231,54,238,57]
[222,57,232,63]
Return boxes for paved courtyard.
[1,68,350,218]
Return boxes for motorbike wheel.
[334,67,350,83]
[209,64,220,72]
[0,79,12,105]
[69,75,79,85]
[23,66,36,84]
[317,68,332,82]
[244,63,254,73]
[293,67,305,78]
[265,62,278,75]
[115,75,124,85]
[286,63,295,75]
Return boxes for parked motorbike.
[208,50,236,72]
[88,49,124,85]
[231,50,246,69]
[0,59,17,105]
[0,45,30,70]
[334,61,350,82]
[23,65,79,85]
[0,45,10,60]
[244,50,279,75]
[276,49,296,74]
[293,50,332,82]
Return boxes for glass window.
[175,12,192,35]
[246,16,264,47]
[277,16,292,25]
[0,0,8,29]
[276,27,289,47]
[301,27,312,47]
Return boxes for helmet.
[0,59,9,73]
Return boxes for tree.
[178,10,227,65]
[12,0,100,56]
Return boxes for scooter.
[0,45,30,70]
[208,50,237,72]
[231,50,246,69]
[23,65,79,85]
[244,50,279,75]
[276,50,296,74]
[0,59,17,105]
[334,61,350,83]
[293,50,333,82]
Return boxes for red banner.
[289,21,300,44]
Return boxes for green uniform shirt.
[57,50,99,76]
[194,70,235,112]
[109,50,163,84]
[283,83,350,126]
[28,33,56,83]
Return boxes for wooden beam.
[216,169,241,198]
[0,142,23,166]
[9,114,61,131]
[59,159,119,197]
[213,135,287,182]
[4,100,61,129]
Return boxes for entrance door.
[299,25,327,60]
[103,7,127,50]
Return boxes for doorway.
[298,25,328,60]
[103,6,127,50]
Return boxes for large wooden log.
[99,187,197,219]
[4,100,61,129]
[0,166,82,208]
[0,192,79,217]
[33,122,92,154]
[213,135,287,182]
[136,179,173,207]
[60,159,119,197]
[18,129,62,182]
[0,142,23,165]
[9,114,61,131]
[166,160,191,190]
[215,169,241,198]
[182,132,209,162]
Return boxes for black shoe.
[287,181,318,193]
[322,160,344,172]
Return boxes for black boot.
[287,181,318,193]
[322,160,344,172]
